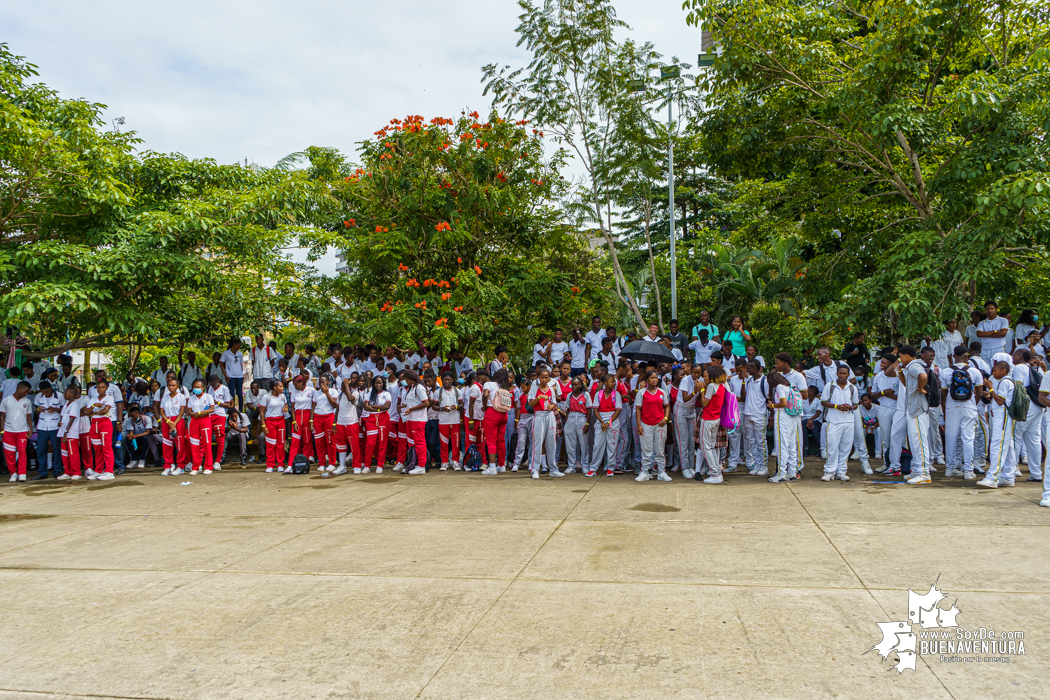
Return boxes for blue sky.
[6,0,703,273]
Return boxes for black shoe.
[240,456,247,466]
[31,472,49,481]
[116,468,125,475]
[693,472,704,481]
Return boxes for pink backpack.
[719,385,740,432]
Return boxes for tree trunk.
[594,195,647,332]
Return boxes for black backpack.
[290,454,310,474]
[1026,366,1044,405]
[463,443,483,471]
[924,365,941,408]
[948,367,973,402]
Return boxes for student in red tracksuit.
[334,377,361,474]
[312,375,339,471]
[0,381,34,482]
[56,386,83,479]
[206,374,232,471]
[399,371,430,475]
[159,378,189,475]
[186,380,216,474]
[481,369,513,475]
[361,376,392,473]
[259,380,289,473]
[286,374,316,468]
[436,371,463,469]
[466,370,488,446]
[87,379,117,480]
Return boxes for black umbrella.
[616,339,678,365]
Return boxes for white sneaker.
[171,468,185,476]
[481,466,498,475]
[70,474,81,480]
[1040,498,1050,508]
[213,462,221,470]
[703,475,724,484]
[656,472,672,482]
[57,474,71,480]
[136,460,145,468]
[265,467,274,473]
[861,463,873,475]
[408,467,426,475]
[189,469,199,475]
[203,469,213,475]
[161,468,171,476]
[510,465,518,472]
[635,471,650,482]
[936,457,946,465]
[86,473,98,480]
[452,462,462,471]
[768,473,787,483]
[325,465,336,472]
[393,463,405,473]
[362,467,370,474]
[213,464,221,470]
[353,468,362,474]
[964,471,977,480]
[440,463,449,471]
[549,469,565,477]
[1021,456,1028,465]
[564,466,576,475]
[682,469,695,479]
[531,471,540,479]
[332,466,347,475]
[837,474,850,481]
[376,467,383,474]
[276,466,285,473]
[98,473,114,481]
[976,477,997,488]
[821,450,828,460]
[821,473,835,482]
[754,467,768,476]
[8,473,17,483]
[85,468,97,478]
[497,465,506,473]
[906,475,932,484]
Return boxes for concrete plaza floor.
[0,458,1046,699]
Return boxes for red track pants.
[363,413,390,468]
[335,422,361,468]
[161,418,188,468]
[210,414,226,467]
[90,418,114,474]
[188,416,212,470]
[312,413,335,467]
[405,419,427,469]
[288,409,314,464]
[264,416,286,469]
[2,430,28,475]
[483,408,508,467]
[61,437,82,476]
[439,423,461,464]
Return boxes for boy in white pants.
[742,361,769,476]
[898,346,933,484]
[978,360,1016,488]
[1011,349,1043,481]
[820,365,859,481]
[942,346,984,479]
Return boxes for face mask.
[457,378,465,385]
[400,380,408,387]
[192,388,203,395]
[379,371,388,378]
[1034,316,1040,323]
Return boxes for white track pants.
[824,421,853,476]
[673,410,695,474]
[590,411,618,472]
[986,412,1015,483]
[512,414,533,467]
[563,412,589,471]
[529,411,557,473]
[773,410,799,477]
[1014,406,1043,478]
[742,414,767,471]
[640,423,667,474]
[944,408,977,473]
[905,412,932,477]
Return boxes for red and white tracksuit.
[483,407,508,467]
[161,419,188,468]
[210,414,226,466]
[312,412,335,467]
[439,422,461,465]
[405,419,427,469]
[335,421,361,469]
[3,430,29,476]
[362,412,390,469]
[188,415,212,470]
[264,416,286,470]
[61,437,82,476]
[288,409,314,464]
[90,417,114,474]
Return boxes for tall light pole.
[659,65,680,321]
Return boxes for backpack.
[1026,367,1043,405]
[1007,380,1030,421]
[968,357,990,380]
[924,366,941,408]
[948,367,973,402]
[290,454,310,474]
[719,386,741,432]
[785,386,804,417]
[463,443,483,471]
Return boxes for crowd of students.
[2,305,1049,508]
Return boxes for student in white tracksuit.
[942,347,984,479]
[725,362,746,470]
[967,348,992,469]
[919,347,945,466]
[898,347,933,484]
[820,367,859,481]
[766,371,798,482]
[589,375,622,477]
[674,366,699,478]
[979,361,1016,488]
[870,357,904,472]
[635,370,671,482]
[1011,350,1043,481]
[562,377,591,474]
[528,370,563,478]
[1037,370,1050,507]
[742,361,768,476]
[773,353,806,474]
[807,351,871,473]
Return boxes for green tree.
[0,44,326,359]
[684,0,1050,339]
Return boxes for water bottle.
[115,433,124,449]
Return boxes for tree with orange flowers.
[297,112,615,357]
